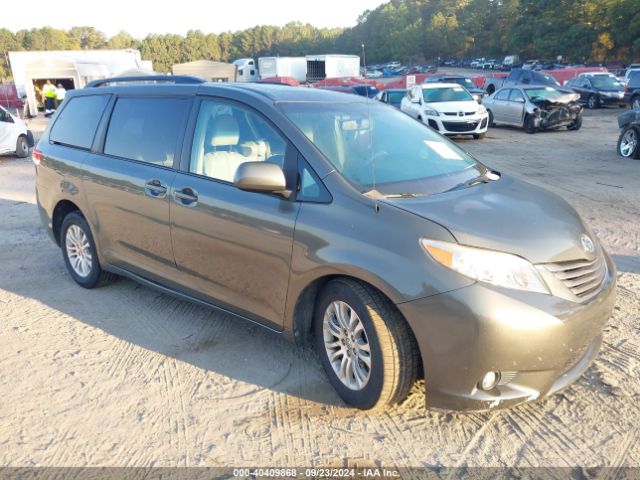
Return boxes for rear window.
[50,95,109,149]
[104,97,190,167]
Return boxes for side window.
[297,158,331,203]
[104,97,189,167]
[50,95,109,149]
[0,107,13,123]
[238,68,244,76]
[190,100,288,183]
[509,89,525,103]
[494,89,510,101]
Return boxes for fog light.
[479,371,501,391]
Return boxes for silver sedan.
[483,85,583,133]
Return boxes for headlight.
[478,105,487,114]
[420,239,550,294]
[423,108,439,116]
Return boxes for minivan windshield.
[279,102,484,197]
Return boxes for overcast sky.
[2,0,386,38]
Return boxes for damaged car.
[483,85,583,133]
[617,109,640,159]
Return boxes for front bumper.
[399,253,616,411]
[598,93,625,105]
[427,114,489,136]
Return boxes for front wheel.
[524,114,537,134]
[61,211,118,288]
[473,133,485,139]
[487,109,495,127]
[314,279,419,410]
[567,114,583,131]
[15,135,29,158]
[617,126,640,159]
[632,97,640,110]
[587,94,600,109]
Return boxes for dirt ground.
[0,107,639,469]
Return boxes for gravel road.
[0,108,638,469]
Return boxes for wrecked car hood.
[530,92,580,105]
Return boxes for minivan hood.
[383,175,591,264]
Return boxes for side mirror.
[234,162,291,198]
[411,95,421,104]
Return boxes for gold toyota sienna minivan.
[35,76,616,411]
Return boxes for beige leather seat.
[203,115,247,182]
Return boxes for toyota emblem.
[580,234,595,254]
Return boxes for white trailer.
[306,55,361,82]
[258,57,307,82]
[9,49,150,117]
[233,58,259,82]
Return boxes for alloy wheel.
[65,224,93,277]
[322,300,371,391]
[620,129,638,157]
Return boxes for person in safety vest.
[42,80,56,117]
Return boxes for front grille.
[443,111,476,116]
[543,252,607,301]
[442,121,479,132]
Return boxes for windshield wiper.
[446,169,501,192]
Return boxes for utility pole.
[361,44,367,78]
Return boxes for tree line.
[1,0,639,80]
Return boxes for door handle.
[144,179,168,198]
[173,187,198,207]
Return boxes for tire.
[473,133,485,139]
[524,114,537,134]
[486,85,495,95]
[487,109,495,127]
[617,126,640,159]
[15,135,29,158]
[60,211,118,288]
[313,278,419,410]
[632,97,640,110]
[587,94,600,109]
[567,114,583,131]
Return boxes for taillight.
[32,149,43,166]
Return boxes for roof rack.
[84,75,205,88]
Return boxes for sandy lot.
[0,108,639,469]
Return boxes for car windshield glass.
[535,73,560,86]
[279,101,484,197]
[524,87,564,101]
[590,76,622,89]
[387,91,406,103]
[451,78,476,89]
[422,87,473,103]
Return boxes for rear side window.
[509,70,522,81]
[104,97,189,167]
[50,95,109,149]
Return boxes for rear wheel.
[61,211,118,288]
[15,135,29,158]
[587,94,600,109]
[617,126,640,159]
[524,114,537,134]
[314,278,419,410]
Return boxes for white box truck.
[306,55,361,82]
[258,57,307,82]
[233,58,259,82]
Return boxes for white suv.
[401,83,489,139]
